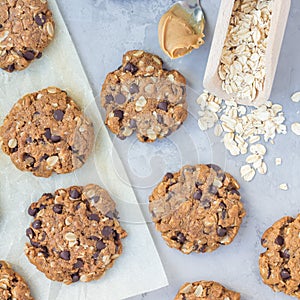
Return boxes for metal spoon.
[175,0,205,34]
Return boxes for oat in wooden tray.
[219,0,273,102]
[0,0,55,72]
[0,87,94,177]
[25,184,127,285]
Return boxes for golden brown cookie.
[0,87,94,177]
[0,0,55,72]
[174,281,240,300]
[25,184,127,285]
[101,50,187,142]
[259,214,300,298]
[0,260,34,300]
[149,164,246,254]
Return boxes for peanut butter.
[158,4,205,59]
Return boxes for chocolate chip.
[102,226,113,237]
[23,153,35,167]
[89,236,99,241]
[34,13,46,26]
[157,101,168,112]
[261,238,267,246]
[275,235,284,246]
[9,146,18,153]
[124,62,138,74]
[280,269,291,280]
[32,220,42,229]
[115,93,126,104]
[73,259,83,269]
[129,119,136,128]
[217,226,227,237]
[40,154,49,161]
[40,246,49,258]
[36,52,42,59]
[7,64,15,72]
[88,214,100,222]
[129,83,139,94]
[0,24,2,29]
[23,50,35,61]
[69,189,81,199]
[209,185,218,194]
[280,249,290,259]
[30,240,40,248]
[53,109,64,121]
[193,190,202,200]
[114,109,124,120]
[26,137,33,144]
[53,204,63,214]
[71,273,80,282]
[44,128,51,139]
[96,240,106,251]
[177,232,186,244]
[28,206,38,217]
[26,228,35,239]
[93,251,100,260]
[230,189,240,196]
[105,94,114,104]
[113,231,120,241]
[199,244,207,253]
[157,114,164,124]
[201,199,211,209]
[51,135,61,143]
[207,164,221,172]
[60,251,70,260]
[165,172,174,180]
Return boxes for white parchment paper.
[0,1,168,299]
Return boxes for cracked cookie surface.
[0,260,34,300]
[25,184,127,285]
[259,215,300,298]
[0,0,55,72]
[101,50,187,142]
[0,87,94,177]
[149,164,245,254]
[174,280,240,300]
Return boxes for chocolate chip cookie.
[0,260,34,300]
[101,50,187,142]
[25,184,127,285]
[0,87,94,177]
[149,164,246,254]
[259,214,300,298]
[0,0,55,72]
[174,281,240,300]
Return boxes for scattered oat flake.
[279,183,289,191]
[291,92,300,103]
[291,122,300,136]
[196,90,287,182]
[240,165,255,182]
[275,158,282,166]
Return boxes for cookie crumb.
[275,158,282,166]
[291,122,300,136]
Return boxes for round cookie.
[0,260,34,300]
[174,281,240,300]
[0,87,94,177]
[101,50,188,142]
[259,214,300,298]
[149,164,246,254]
[25,184,127,285]
[0,0,55,72]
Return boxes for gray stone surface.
[57,1,300,299]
